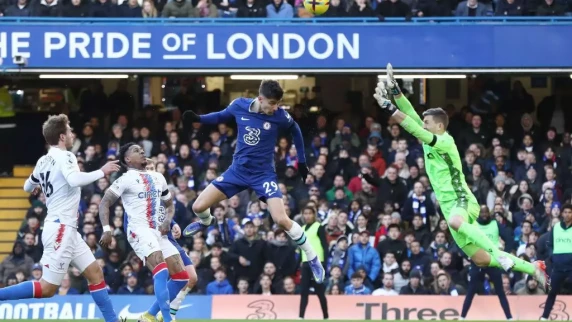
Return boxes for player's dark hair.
[422,107,449,129]
[259,80,284,101]
[563,204,572,213]
[118,142,137,168]
[42,114,70,145]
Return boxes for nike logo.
[268,192,276,196]
[119,304,192,319]
[241,117,250,120]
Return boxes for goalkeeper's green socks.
[458,222,536,275]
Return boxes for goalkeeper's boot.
[183,216,215,237]
[138,312,157,322]
[533,260,550,292]
[309,256,325,284]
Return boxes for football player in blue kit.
[182,80,325,283]
[138,160,198,322]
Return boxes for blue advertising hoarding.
[0,295,212,319]
[0,18,571,70]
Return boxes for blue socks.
[89,282,118,322]
[0,280,41,300]
[148,270,189,317]
[152,262,172,322]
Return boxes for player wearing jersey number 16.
[374,63,549,291]
[181,80,324,283]
[0,114,123,322]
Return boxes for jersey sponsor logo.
[244,126,261,146]
[263,122,271,130]
[137,189,162,199]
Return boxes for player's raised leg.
[183,184,227,236]
[266,197,325,283]
[445,201,546,289]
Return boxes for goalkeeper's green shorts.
[441,197,480,249]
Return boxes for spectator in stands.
[375,0,411,17]
[415,0,454,17]
[61,0,90,16]
[22,233,42,263]
[372,272,399,295]
[322,0,348,15]
[266,0,294,17]
[0,241,33,285]
[454,0,488,15]
[33,0,59,16]
[117,272,145,295]
[3,0,31,16]
[377,224,407,262]
[267,229,297,278]
[432,271,459,295]
[228,220,267,286]
[236,0,265,16]
[399,269,429,294]
[495,0,524,15]
[402,182,436,224]
[90,0,118,16]
[195,0,219,17]
[139,0,159,16]
[348,0,375,16]
[206,268,234,295]
[344,272,371,295]
[58,273,80,295]
[162,0,197,17]
[347,231,381,283]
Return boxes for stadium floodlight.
[39,74,129,79]
[377,74,466,79]
[230,75,299,80]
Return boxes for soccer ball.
[303,0,329,15]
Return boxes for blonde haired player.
[0,114,123,322]
[143,158,198,322]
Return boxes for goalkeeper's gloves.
[373,81,397,116]
[182,110,201,128]
[386,63,402,96]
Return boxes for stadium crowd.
[0,0,570,21]
[1,80,572,298]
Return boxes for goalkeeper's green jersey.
[394,96,476,203]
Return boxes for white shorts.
[40,222,95,286]
[127,227,179,263]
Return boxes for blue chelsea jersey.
[200,97,305,173]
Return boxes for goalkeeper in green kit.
[374,63,549,290]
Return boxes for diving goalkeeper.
[374,63,548,290]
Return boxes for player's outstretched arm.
[183,108,233,127]
[385,63,423,126]
[375,83,442,148]
[65,160,120,188]
[99,189,119,247]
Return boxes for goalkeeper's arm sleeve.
[395,95,424,126]
[400,115,438,146]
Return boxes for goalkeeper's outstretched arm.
[392,110,436,147]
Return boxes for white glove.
[386,63,401,96]
[373,81,396,115]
